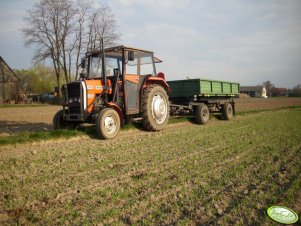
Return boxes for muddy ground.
[0,97,301,135]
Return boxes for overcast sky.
[0,0,301,88]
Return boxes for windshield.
[89,52,122,78]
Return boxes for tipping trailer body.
[167,78,240,98]
[167,78,240,124]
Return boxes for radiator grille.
[67,82,80,99]
[67,82,81,114]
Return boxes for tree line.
[22,0,120,96]
[263,80,301,97]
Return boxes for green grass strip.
[0,129,84,146]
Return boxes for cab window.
[125,51,138,74]
[140,52,154,76]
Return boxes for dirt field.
[0,99,301,224]
[0,106,60,135]
[0,97,301,135]
[235,97,301,112]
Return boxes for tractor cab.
[81,46,159,113]
[54,44,170,139]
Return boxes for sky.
[0,0,301,88]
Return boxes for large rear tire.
[142,84,170,131]
[195,104,209,125]
[96,108,120,139]
[222,103,233,120]
[53,110,77,129]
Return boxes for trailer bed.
[167,78,240,98]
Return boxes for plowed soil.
[235,97,301,112]
[0,99,301,225]
[0,106,60,135]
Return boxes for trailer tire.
[96,108,120,139]
[222,103,233,120]
[53,110,77,129]
[195,104,209,125]
[142,84,170,131]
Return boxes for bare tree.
[23,0,121,92]
[23,0,75,96]
[71,2,120,80]
[262,80,274,97]
[86,4,120,52]
[73,0,92,80]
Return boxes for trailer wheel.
[96,108,120,139]
[222,103,233,120]
[53,110,77,129]
[195,104,209,125]
[142,84,170,131]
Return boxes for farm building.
[240,86,267,98]
[0,56,20,103]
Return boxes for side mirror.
[128,51,135,61]
[80,58,86,68]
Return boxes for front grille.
[69,107,81,114]
[67,82,80,99]
[67,82,81,114]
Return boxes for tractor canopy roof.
[86,45,162,63]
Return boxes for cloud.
[116,0,190,9]
[0,0,301,87]
[110,0,301,87]
[0,8,25,35]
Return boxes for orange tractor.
[53,44,170,139]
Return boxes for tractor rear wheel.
[53,110,77,129]
[142,84,170,131]
[195,104,209,125]
[96,108,120,139]
[222,103,233,120]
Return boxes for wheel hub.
[202,108,209,121]
[104,116,116,134]
[227,105,233,117]
[151,93,167,124]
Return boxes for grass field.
[1,107,301,225]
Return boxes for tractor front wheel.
[96,108,120,139]
[142,84,170,131]
[53,110,77,129]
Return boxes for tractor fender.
[106,102,124,126]
[143,75,171,94]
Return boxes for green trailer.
[167,78,240,124]
[167,78,240,98]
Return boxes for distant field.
[235,97,301,112]
[0,97,301,135]
[0,107,301,225]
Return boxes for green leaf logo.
[267,206,299,224]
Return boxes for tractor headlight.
[68,98,80,103]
